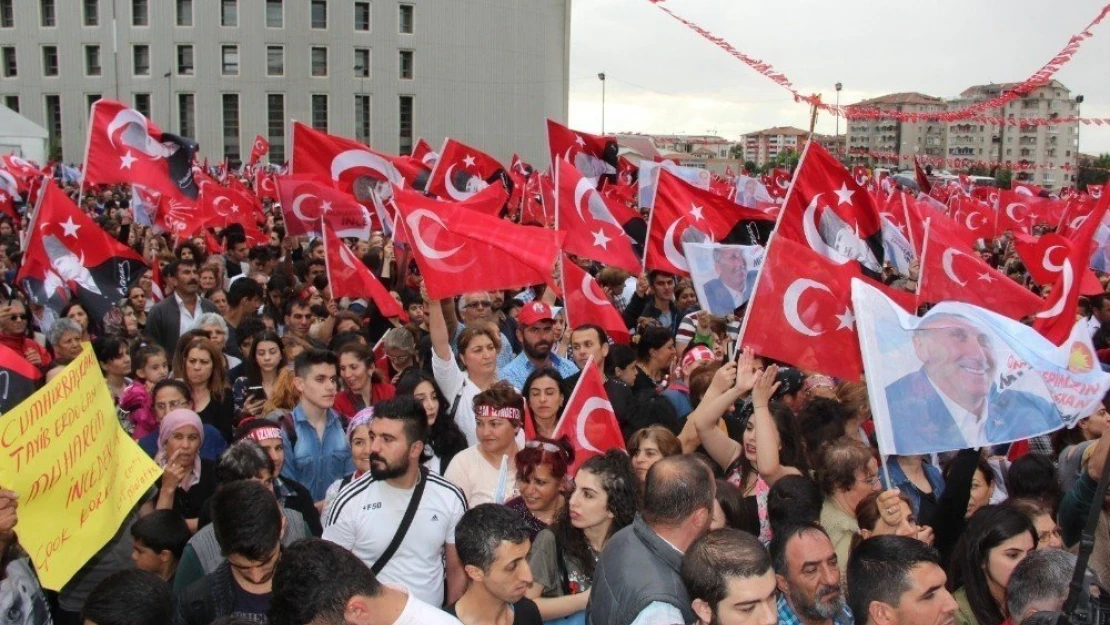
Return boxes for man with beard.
[771,524,853,625]
[147,259,218,356]
[322,397,467,608]
[499,301,578,391]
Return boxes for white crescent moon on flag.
[444,164,478,201]
[330,149,403,186]
[106,107,148,149]
[1015,186,1034,196]
[211,195,232,217]
[573,177,594,223]
[290,193,315,222]
[802,194,850,265]
[338,243,358,271]
[965,212,986,230]
[405,208,464,260]
[1005,202,1028,224]
[941,248,967,287]
[662,219,690,273]
[576,397,612,453]
[855,173,868,187]
[1036,245,1073,319]
[581,274,610,307]
[1069,215,1089,232]
[783,278,830,337]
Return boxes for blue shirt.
[885,456,946,519]
[280,404,354,502]
[499,351,580,391]
[778,591,854,625]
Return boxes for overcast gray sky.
[567,0,1110,156]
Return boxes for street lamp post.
[163,71,172,132]
[835,82,843,158]
[1076,94,1084,187]
[598,72,606,134]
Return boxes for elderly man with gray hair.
[1006,549,1095,625]
[47,317,85,361]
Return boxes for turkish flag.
[249,135,270,167]
[84,99,199,200]
[153,192,204,240]
[291,122,404,201]
[763,169,791,200]
[1013,182,1046,197]
[646,169,772,276]
[277,175,374,239]
[1032,191,1110,345]
[777,142,886,277]
[0,343,41,414]
[392,186,564,300]
[913,157,932,195]
[254,171,279,201]
[995,190,1039,235]
[618,156,639,186]
[1013,233,1103,297]
[411,138,438,167]
[946,194,997,245]
[546,119,619,179]
[556,159,641,274]
[561,257,631,345]
[521,172,555,228]
[17,183,148,322]
[919,219,1044,320]
[437,182,509,218]
[199,180,264,231]
[1089,184,1104,201]
[851,166,871,188]
[323,221,405,319]
[0,184,14,220]
[0,154,39,192]
[740,238,873,380]
[552,357,625,475]
[425,138,509,202]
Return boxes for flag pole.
[914,218,932,311]
[76,99,100,209]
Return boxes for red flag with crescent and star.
[551,356,625,475]
[290,122,406,200]
[561,257,631,345]
[83,99,199,200]
[995,190,1039,235]
[249,135,270,167]
[392,186,565,300]
[198,180,263,231]
[546,119,619,179]
[556,159,641,274]
[322,221,405,319]
[254,170,279,202]
[777,141,886,278]
[425,138,508,203]
[645,169,773,277]
[277,175,375,239]
[918,219,1045,320]
[17,183,149,321]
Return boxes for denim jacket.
[885,456,945,518]
[280,404,354,501]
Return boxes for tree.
[994,168,1013,189]
[743,160,758,175]
[729,143,744,160]
[1078,153,1110,191]
[968,165,991,177]
[769,148,800,172]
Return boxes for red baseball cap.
[519,301,555,327]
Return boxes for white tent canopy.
[0,105,49,166]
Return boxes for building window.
[4,95,18,112]
[177,44,194,75]
[311,0,326,29]
[267,93,285,163]
[265,0,282,27]
[41,0,55,27]
[176,0,192,26]
[266,46,284,76]
[223,93,241,166]
[85,45,101,76]
[134,93,151,117]
[42,46,58,77]
[178,93,195,138]
[132,0,148,26]
[83,0,98,26]
[86,94,101,111]
[311,47,328,77]
[399,50,413,79]
[221,45,239,75]
[311,94,328,132]
[355,2,370,31]
[221,0,237,26]
[45,94,62,156]
[354,48,370,78]
[399,95,413,155]
[0,0,12,28]
[355,95,371,145]
[399,4,413,34]
[1,47,15,77]
[133,44,150,76]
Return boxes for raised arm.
[688,362,749,472]
[751,365,800,486]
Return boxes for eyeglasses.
[857,474,881,486]
[7,314,27,321]
[464,301,492,310]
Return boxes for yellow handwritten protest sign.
[0,343,161,590]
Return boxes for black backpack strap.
[447,381,465,421]
[371,466,429,575]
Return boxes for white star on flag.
[977,272,996,283]
[690,204,704,221]
[591,229,612,250]
[835,308,855,331]
[575,135,586,146]
[61,217,80,238]
[321,200,333,213]
[463,155,476,168]
[834,183,854,206]
[120,151,137,170]
[230,204,240,213]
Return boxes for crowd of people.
[0,167,1108,625]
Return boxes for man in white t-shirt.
[269,538,462,625]
[322,397,468,608]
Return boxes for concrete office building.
[0,0,570,166]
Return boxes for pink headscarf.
[155,409,205,491]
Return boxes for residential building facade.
[845,92,947,169]
[616,133,740,175]
[740,126,808,168]
[0,0,570,165]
